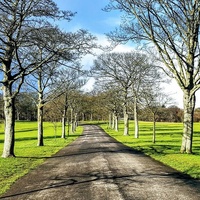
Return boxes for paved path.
[1,125,200,200]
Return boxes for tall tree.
[129,53,161,138]
[52,68,87,139]
[142,85,172,143]
[0,0,75,157]
[106,0,200,153]
[93,51,159,136]
[93,53,135,135]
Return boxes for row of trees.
[92,51,165,138]
[4,89,200,124]
[105,0,200,153]
[0,0,97,158]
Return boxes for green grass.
[0,121,83,196]
[100,121,200,179]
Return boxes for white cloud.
[162,79,183,108]
[103,17,121,27]
[81,77,95,92]
[81,33,135,70]
[111,44,134,53]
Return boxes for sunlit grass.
[0,121,83,196]
[100,121,200,179]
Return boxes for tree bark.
[109,113,112,129]
[134,96,139,138]
[70,108,74,133]
[180,90,195,153]
[112,112,115,129]
[61,94,68,139]
[153,113,156,144]
[74,112,78,132]
[114,114,118,132]
[61,116,66,139]
[123,105,129,135]
[37,68,44,146]
[37,99,44,146]
[2,88,16,158]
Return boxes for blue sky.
[55,0,121,34]
[54,0,130,68]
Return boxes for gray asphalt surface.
[1,125,200,200]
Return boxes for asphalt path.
[1,125,200,200]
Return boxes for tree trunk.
[61,94,68,139]
[67,117,70,136]
[134,96,139,138]
[74,112,78,132]
[123,105,129,135]
[2,88,16,158]
[109,113,112,129]
[61,116,66,139]
[114,114,119,132]
[70,108,74,133]
[153,113,156,144]
[37,69,44,146]
[37,100,44,146]
[82,113,85,121]
[180,90,195,153]
[112,112,115,129]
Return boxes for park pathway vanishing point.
[1,125,200,200]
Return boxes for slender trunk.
[37,99,44,146]
[2,87,15,158]
[115,114,119,132]
[134,96,139,138]
[180,90,195,153]
[123,105,129,135]
[61,117,66,138]
[61,93,68,139]
[37,71,44,146]
[70,108,74,133]
[82,113,85,121]
[109,113,112,128]
[74,112,78,132]
[153,113,156,143]
[67,117,70,136]
[112,112,115,129]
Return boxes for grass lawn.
[0,121,83,196]
[100,121,200,179]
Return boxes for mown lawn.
[100,121,200,179]
[0,121,83,196]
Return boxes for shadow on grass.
[15,128,38,133]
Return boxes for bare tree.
[93,51,160,136]
[92,53,136,135]
[105,88,122,131]
[106,0,200,153]
[142,85,173,143]
[52,68,87,139]
[129,53,161,138]
[0,0,75,158]
[93,85,123,131]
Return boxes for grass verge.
[0,121,83,196]
[99,121,200,179]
